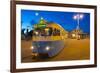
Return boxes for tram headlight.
[30,46,34,50]
[45,46,50,51]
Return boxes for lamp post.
[73,14,84,30]
[73,14,84,40]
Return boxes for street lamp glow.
[79,14,84,19]
[73,15,78,19]
[35,12,39,16]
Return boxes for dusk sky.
[21,9,90,34]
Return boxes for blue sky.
[21,9,90,34]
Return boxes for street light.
[35,12,39,16]
[73,14,84,29]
